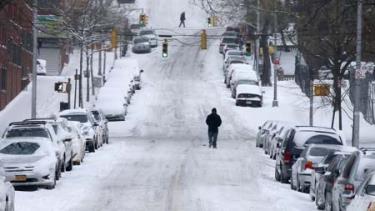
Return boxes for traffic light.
[208,17,211,27]
[111,28,117,49]
[139,14,146,25]
[245,42,251,55]
[162,40,168,58]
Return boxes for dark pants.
[208,131,218,148]
[179,21,185,28]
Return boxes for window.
[22,32,33,51]
[8,43,21,65]
[0,66,7,90]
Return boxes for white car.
[0,137,59,189]
[235,84,263,107]
[224,50,245,62]
[0,162,14,211]
[59,109,102,152]
[66,122,86,165]
[139,29,158,47]
[347,171,375,211]
[132,36,151,53]
[229,69,258,92]
[225,63,254,87]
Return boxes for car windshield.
[305,134,342,145]
[309,147,336,157]
[222,37,237,43]
[228,51,244,56]
[140,30,154,35]
[6,128,49,138]
[134,38,148,43]
[130,24,141,29]
[60,114,88,123]
[0,142,40,155]
[223,32,238,36]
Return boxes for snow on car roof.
[59,109,88,116]
[236,84,261,96]
[232,69,258,81]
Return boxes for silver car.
[0,137,59,189]
[132,36,151,53]
[139,29,158,47]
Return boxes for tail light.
[345,183,355,192]
[283,150,292,164]
[304,160,313,170]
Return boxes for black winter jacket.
[206,113,222,133]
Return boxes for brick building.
[0,0,33,110]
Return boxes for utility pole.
[98,35,102,75]
[86,49,90,102]
[352,0,363,148]
[90,45,95,95]
[309,71,314,126]
[272,0,279,107]
[255,0,260,79]
[79,41,83,108]
[31,0,38,118]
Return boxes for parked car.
[256,121,272,148]
[223,50,245,63]
[130,23,143,36]
[315,153,352,210]
[275,126,344,183]
[66,122,86,165]
[291,144,344,193]
[0,137,59,189]
[225,63,254,87]
[309,148,358,204]
[222,31,239,38]
[23,118,74,172]
[2,121,64,179]
[0,161,14,211]
[229,69,258,92]
[219,36,238,54]
[96,88,128,122]
[223,56,247,74]
[269,124,294,160]
[231,79,259,99]
[235,84,262,107]
[139,29,158,47]
[223,43,240,55]
[331,151,375,211]
[59,109,101,152]
[132,36,151,53]
[347,171,375,211]
[90,109,109,144]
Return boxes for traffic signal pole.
[31,0,38,118]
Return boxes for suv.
[2,121,65,179]
[275,126,344,183]
[59,109,102,152]
[331,150,375,211]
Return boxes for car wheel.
[94,138,98,149]
[56,164,62,180]
[325,192,332,211]
[316,192,325,210]
[88,142,95,153]
[280,166,289,184]
[66,157,73,171]
[46,170,57,190]
[275,166,281,182]
[290,174,296,190]
[296,175,302,192]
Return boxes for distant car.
[132,36,151,53]
[222,31,239,38]
[66,122,86,165]
[0,137,59,189]
[264,122,290,157]
[0,161,14,211]
[224,50,245,63]
[36,59,47,75]
[331,150,375,211]
[59,109,101,152]
[235,84,262,107]
[347,171,375,211]
[95,88,128,122]
[256,121,272,148]
[139,29,158,47]
[90,109,109,144]
[229,68,258,92]
[223,43,240,55]
[130,24,143,36]
[290,144,344,193]
[219,36,238,54]
[223,56,247,73]
[275,126,344,183]
[225,63,254,88]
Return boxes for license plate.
[246,101,252,105]
[14,175,27,182]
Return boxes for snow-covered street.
[15,26,315,210]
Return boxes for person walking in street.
[179,12,186,28]
[206,108,222,148]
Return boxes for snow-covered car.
[132,74,142,90]
[223,43,240,55]
[231,78,259,99]
[223,56,247,73]
[290,144,343,193]
[139,29,158,47]
[0,137,59,189]
[256,121,272,148]
[224,50,245,63]
[132,36,151,53]
[96,88,128,121]
[225,63,254,87]
[2,121,65,179]
[230,71,259,99]
[0,161,14,211]
[235,84,263,107]
[264,122,291,157]
[36,59,47,75]
[65,122,86,165]
[90,109,109,144]
[347,171,375,211]
[219,36,238,54]
[22,118,74,172]
[59,109,101,152]
[130,23,143,36]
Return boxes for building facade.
[0,0,33,110]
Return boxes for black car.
[275,126,343,183]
